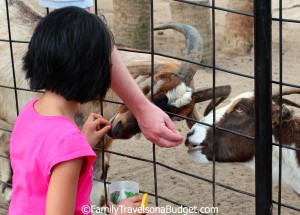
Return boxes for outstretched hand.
[135,103,184,148]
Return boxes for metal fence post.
[254,0,273,214]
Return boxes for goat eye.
[235,107,243,113]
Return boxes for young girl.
[9,7,143,215]
[38,0,184,149]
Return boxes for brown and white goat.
[185,88,300,195]
[108,24,232,139]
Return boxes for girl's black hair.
[23,6,114,103]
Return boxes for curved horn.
[272,87,300,98]
[154,23,203,84]
[272,87,300,108]
[273,98,300,109]
[192,85,232,116]
[118,49,181,76]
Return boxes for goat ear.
[282,105,294,121]
[272,104,293,126]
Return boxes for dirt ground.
[1,0,300,214]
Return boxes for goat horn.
[119,49,181,76]
[272,87,300,98]
[272,87,300,108]
[192,85,232,116]
[274,98,300,109]
[125,61,163,75]
[273,97,300,108]
[154,23,203,84]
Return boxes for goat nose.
[186,129,194,138]
[107,128,113,138]
[107,121,122,138]
[184,138,190,146]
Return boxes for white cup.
[109,181,139,204]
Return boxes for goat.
[108,24,232,139]
[0,0,232,208]
[185,88,300,195]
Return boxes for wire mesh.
[1,0,300,214]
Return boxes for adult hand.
[135,103,184,148]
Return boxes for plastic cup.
[109,181,139,205]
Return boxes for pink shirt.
[9,99,96,215]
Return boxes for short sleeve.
[45,130,96,178]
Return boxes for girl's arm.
[46,158,83,215]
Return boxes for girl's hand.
[82,113,111,147]
[107,196,145,215]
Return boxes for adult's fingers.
[154,135,182,148]
[153,126,183,148]
[163,115,178,133]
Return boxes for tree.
[113,0,150,50]
[222,0,254,55]
[170,0,212,65]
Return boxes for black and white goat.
[185,88,300,195]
